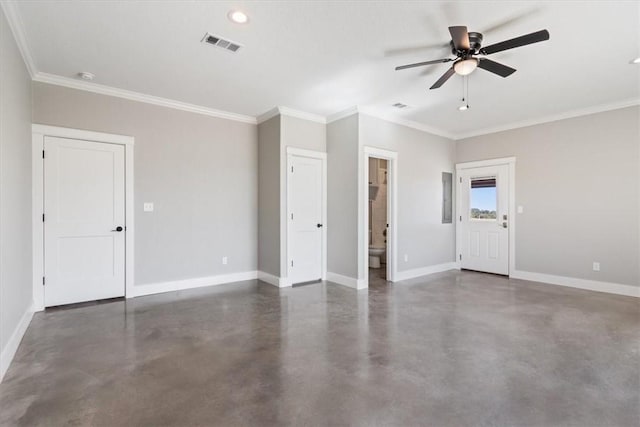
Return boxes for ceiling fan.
[395,26,550,89]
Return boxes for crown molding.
[257,107,326,124]
[256,107,280,124]
[33,72,257,124]
[455,98,640,140]
[278,106,326,124]
[1,1,37,77]
[327,106,360,123]
[357,106,456,140]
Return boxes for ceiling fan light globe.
[454,58,478,76]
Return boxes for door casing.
[285,147,327,285]
[361,146,398,288]
[456,157,516,276]
[32,125,135,311]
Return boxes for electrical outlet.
[143,202,154,212]
[592,262,600,272]
[222,256,228,265]
[517,205,524,214]
[404,254,408,262]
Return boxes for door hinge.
[459,215,462,222]
[42,213,45,222]
[459,177,462,183]
[459,254,462,261]
[42,276,45,286]
[291,166,294,173]
[291,213,294,220]
[291,260,294,267]
[42,150,45,159]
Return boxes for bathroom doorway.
[368,157,388,282]
[362,146,397,287]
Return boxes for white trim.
[257,271,291,288]
[0,303,34,382]
[32,125,135,310]
[326,272,367,290]
[278,107,326,124]
[129,271,258,298]
[455,99,640,140]
[256,107,280,124]
[33,72,257,124]
[362,146,398,287]
[32,124,134,146]
[327,106,359,123]
[257,107,327,124]
[456,157,516,276]
[511,270,640,298]
[285,147,328,285]
[358,108,456,140]
[0,1,36,77]
[394,262,459,281]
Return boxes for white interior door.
[459,164,509,275]
[44,136,126,306]
[288,155,323,284]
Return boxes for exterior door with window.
[459,164,509,275]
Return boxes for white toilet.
[369,246,386,269]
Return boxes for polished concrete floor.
[1,270,638,426]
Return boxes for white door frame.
[455,157,516,275]
[32,124,135,311]
[362,146,398,287]
[285,147,327,284]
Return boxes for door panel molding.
[285,147,327,285]
[456,157,516,276]
[32,125,134,311]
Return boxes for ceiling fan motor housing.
[450,32,483,55]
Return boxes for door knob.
[111,226,124,232]
[317,224,323,228]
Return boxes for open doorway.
[368,157,388,283]
[362,146,397,288]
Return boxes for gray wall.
[281,115,326,152]
[257,116,281,277]
[0,7,33,360]
[279,115,327,278]
[359,114,457,274]
[456,106,639,286]
[327,115,359,278]
[33,82,258,287]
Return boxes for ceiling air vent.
[202,33,242,53]
[392,103,409,109]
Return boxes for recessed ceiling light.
[77,72,95,81]
[632,57,640,64]
[228,10,249,24]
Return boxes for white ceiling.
[11,1,640,137]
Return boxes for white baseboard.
[326,272,367,290]
[510,270,640,298]
[129,271,258,298]
[257,271,291,288]
[1,302,34,382]
[395,262,459,281]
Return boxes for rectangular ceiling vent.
[202,33,242,53]
[392,103,409,109]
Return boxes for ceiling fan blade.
[481,29,550,55]
[430,67,456,90]
[395,58,453,71]
[449,26,470,51]
[477,58,517,77]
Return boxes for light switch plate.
[517,205,524,214]
[143,203,154,212]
